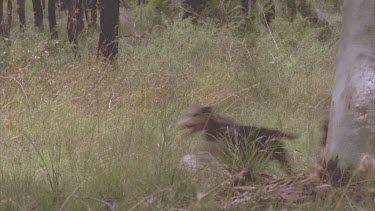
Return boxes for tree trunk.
[67,0,84,56]
[17,0,25,31]
[0,0,3,35]
[48,0,57,38]
[97,0,119,61]
[32,0,43,28]
[5,0,10,34]
[88,0,97,29]
[82,0,89,27]
[1,0,11,36]
[137,0,146,5]
[241,0,248,16]
[320,0,375,184]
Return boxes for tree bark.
[88,0,97,29]
[5,0,10,34]
[17,0,25,31]
[32,0,43,28]
[320,0,375,183]
[82,0,89,27]
[0,0,11,36]
[97,0,119,61]
[48,0,57,38]
[67,0,84,56]
[0,0,3,35]
[137,0,146,5]
[241,0,249,16]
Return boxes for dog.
[177,106,298,174]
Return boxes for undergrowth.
[1,3,374,210]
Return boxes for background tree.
[241,0,248,16]
[0,0,11,36]
[32,0,43,28]
[320,0,375,183]
[5,0,11,34]
[97,0,119,61]
[17,0,26,31]
[67,0,84,55]
[137,0,146,5]
[82,0,89,27]
[48,0,57,38]
[0,0,3,35]
[88,0,97,28]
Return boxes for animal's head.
[177,106,214,133]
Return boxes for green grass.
[1,4,374,210]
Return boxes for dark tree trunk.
[32,0,44,28]
[6,0,11,32]
[42,0,46,10]
[241,0,248,16]
[0,0,3,35]
[17,0,26,31]
[97,0,119,61]
[48,0,57,38]
[88,0,97,28]
[0,0,11,36]
[137,0,146,5]
[82,0,89,27]
[67,0,84,56]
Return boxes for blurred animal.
[177,106,298,173]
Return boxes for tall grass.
[2,5,371,209]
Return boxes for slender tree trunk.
[6,0,11,31]
[0,0,11,36]
[67,0,84,56]
[88,0,97,28]
[32,0,43,28]
[0,0,3,35]
[137,0,146,5]
[97,0,119,61]
[241,0,248,16]
[319,0,375,184]
[82,0,89,27]
[17,0,25,31]
[48,0,57,38]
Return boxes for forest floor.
[1,3,375,210]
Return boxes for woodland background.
[2,0,373,210]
